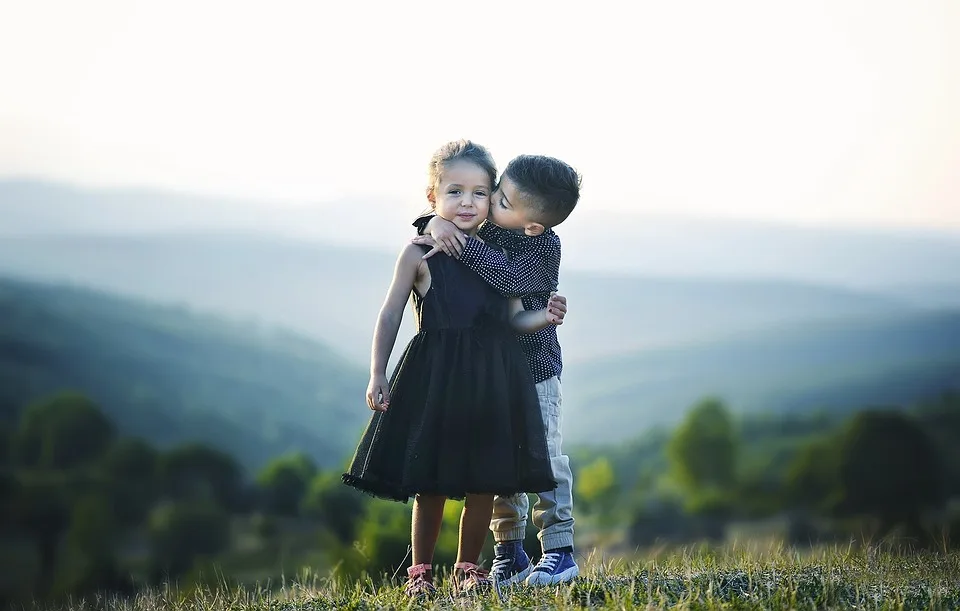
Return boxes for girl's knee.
[414,494,446,508]
[464,493,494,506]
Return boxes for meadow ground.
[16,540,960,611]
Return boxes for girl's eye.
[475,191,488,197]
[449,189,461,195]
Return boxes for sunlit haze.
[1,0,958,229]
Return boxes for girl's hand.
[546,292,567,326]
[366,375,390,412]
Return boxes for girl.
[342,139,562,597]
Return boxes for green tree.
[14,392,116,469]
[785,435,841,512]
[148,501,231,579]
[575,456,617,515]
[355,500,413,578]
[56,494,130,597]
[159,443,243,510]
[103,437,158,480]
[915,392,960,498]
[836,409,946,535]
[667,397,739,494]
[257,452,317,516]
[301,471,366,543]
[12,479,72,592]
[0,421,11,467]
[102,437,160,526]
[0,470,20,538]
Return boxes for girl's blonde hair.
[426,139,497,208]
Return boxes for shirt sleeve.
[477,221,526,252]
[458,234,560,297]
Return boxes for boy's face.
[488,174,545,236]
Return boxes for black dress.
[342,246,557,502]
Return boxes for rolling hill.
[0,233,924,367]
[3,179,960,454]
[562,311,960,443]
[0,277,369,471]
[3,274,959,458]
[4,178,960,290]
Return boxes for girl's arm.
[508,293,567,334]
[367,244,424,411]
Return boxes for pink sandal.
[454,561,492,594]
[404,563,437,598]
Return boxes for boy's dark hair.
[503,154,581,227]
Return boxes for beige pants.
[489,376,575,551]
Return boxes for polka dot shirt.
[414,216,563,384]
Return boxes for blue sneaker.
[525,551,579,585]
[490,541,532,586]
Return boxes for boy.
[411,154,581,586]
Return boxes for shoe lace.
[536,552,562,571]
[491,551,514,576]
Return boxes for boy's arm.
[508,293,567,333]
[414,214,469,259]
[411,215,561,298]
[477,221,525,252]
[458,233,560,298]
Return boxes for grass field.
[17,543,960,610]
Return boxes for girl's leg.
[458,493,495,563]
[454,493,495,593]
[405,494,446,598]
[411,494,446,569]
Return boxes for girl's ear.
[425,187,436,205]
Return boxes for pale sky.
[1,0,958,229]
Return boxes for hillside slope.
[0,233,919,365]
[562,311,960,442]
[0,277,368,470]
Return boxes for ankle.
[407,563,433,581]
[495,539,523,551]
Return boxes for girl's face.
[431,160,492,235]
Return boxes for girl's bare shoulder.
[397,242,429,269]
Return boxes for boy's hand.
[366,375,390,412]
[411,216,466,259]
[546,292,567,325]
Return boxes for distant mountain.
[558,213,960,290]
[2,276,958,460]
[0,178,418,249]
[562,311,960,443]
[869,283,960,309]
[0,233,919,366]
[0,277,368,471]
[3,179,960,451]
[3,178,960,289]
